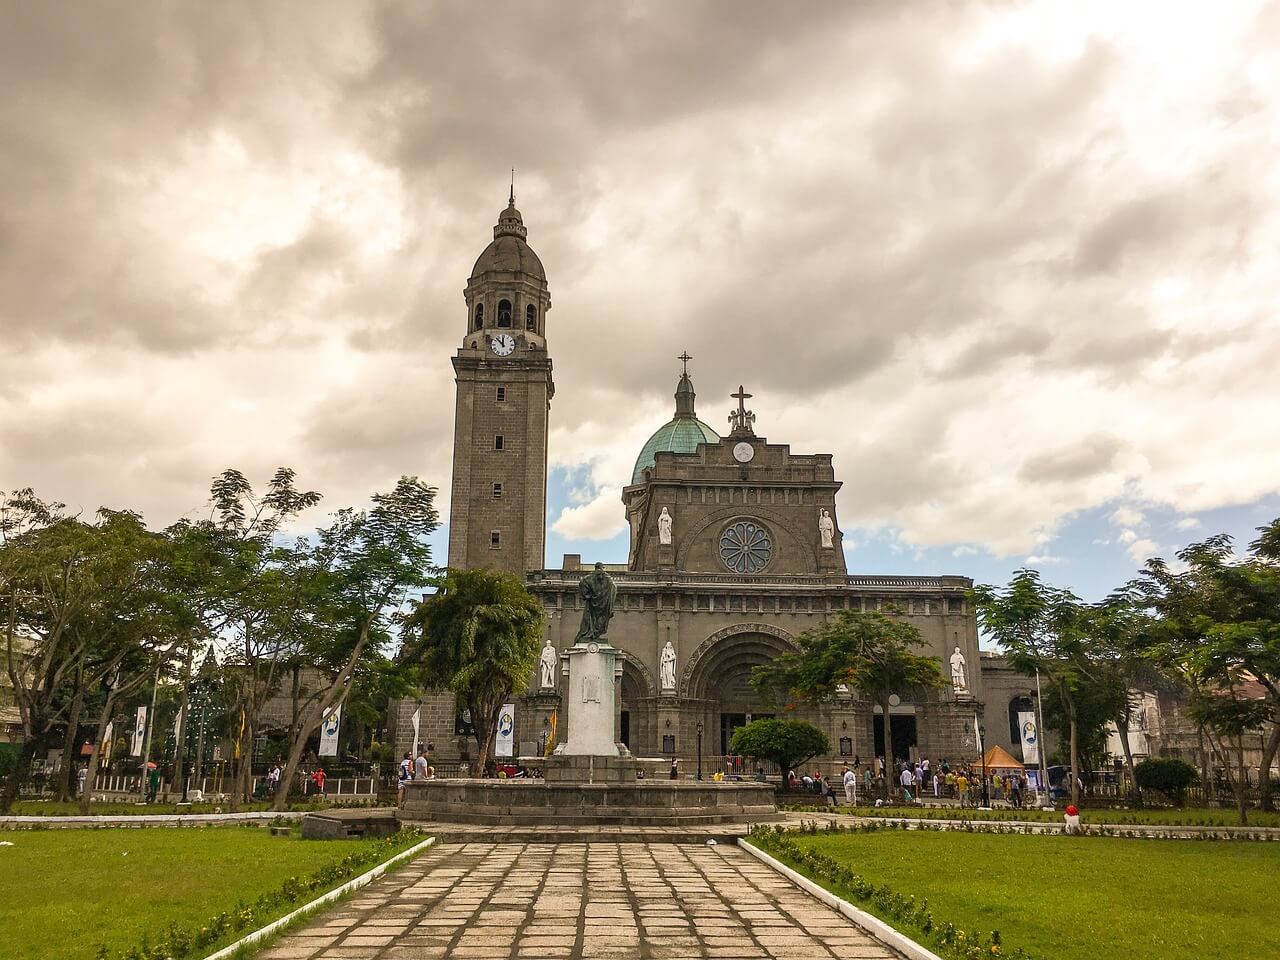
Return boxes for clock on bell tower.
[446,189,554,575]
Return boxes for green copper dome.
[631,370,720,484]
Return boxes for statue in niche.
[660,640,677,691]
[658,506,673,545]
[818,509,835,549]
[950,646,968,693]
[539,639,557,690]
[574,562,617,644]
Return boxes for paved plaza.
[258,841,904,960]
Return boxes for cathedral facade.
[394,198,1033,772]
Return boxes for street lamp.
[696,720,704,781]
[978,722,990,808]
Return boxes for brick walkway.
[257,841,904,959]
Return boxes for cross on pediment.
[729,385,757,435]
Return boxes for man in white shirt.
[414,748,430,781]
[842,765,857,805]
[900,766,915,802]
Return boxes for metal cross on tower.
[678,351,692,376]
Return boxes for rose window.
[719,520,773,573]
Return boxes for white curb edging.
[201,835,436,960]
[738,839,944,960]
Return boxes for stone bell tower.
[446,189,554,574]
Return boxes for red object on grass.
[1066,804,1079,816]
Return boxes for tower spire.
[509,168,515,206]
[674,354,696,418]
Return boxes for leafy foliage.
[750,609,942,790]
[400,567,544,775]
[1134,757,1199,804]
[729,718,829,783]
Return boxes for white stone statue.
[950,646,968,693]
[539,639,557,690]
[658,506,673,545]
[660,640,677,691]
[818,509,835,549]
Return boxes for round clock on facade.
[732,441,755,463]
[490,333,516,356]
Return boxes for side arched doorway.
[683,627,793,757]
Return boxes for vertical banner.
[131,707,147,756]
[1018,711,1040,764]
[101,721,115,766]
[495,703,515,758]
[318,705,341,757]
[410,707,421,756]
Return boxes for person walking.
[932,771,941,799]
[956,772,970,808]
[669,757,680,780]
[310,766,327,799]
[842,765,857,806]
[397,752,412,806]
[899,765,914,803]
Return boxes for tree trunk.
[1114,711,1141,807]
[1258,720,1280,812]
[1067,693,1081,808]
[471,701,502,779]
[1235,733,1249,827]
[80,689,118,814]
[880,694,895,799]
[273,705,321,812]
[0,736,41,814]
[55,676,86,803]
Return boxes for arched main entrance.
[683,626,793,756]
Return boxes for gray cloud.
[2,1,1279,557]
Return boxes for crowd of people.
[788,755,1038,807]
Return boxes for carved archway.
[679,622,795,698]
[617,650,658,698]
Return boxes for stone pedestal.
[556,637,624,757]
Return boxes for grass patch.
[781,803,1280,828]
[759,827,1280,960]
[7,799,344,817]
[0,825,421,960]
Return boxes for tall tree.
[0,496,175,812]
[400,568,544,777]
[971,571,1098,807]
[748,609,944,798]
[201,468,321,808]
[1135,521,1280,821]
[270,477,438,810]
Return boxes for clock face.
[490,334,516,357]
[733,441,755,463]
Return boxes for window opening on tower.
[526,304,537,330]
[497,299,512,327]
[473,303,484,329]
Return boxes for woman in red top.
[310,766,326,798]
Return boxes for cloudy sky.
[3,1,1278,600]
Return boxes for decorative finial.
[678,351,692,376]
[509,168,515,206]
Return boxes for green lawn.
[0,827,396,960]
[782,803,1280,828]
[775,830,1280,960]
[8,799,339,817]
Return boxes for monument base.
[400,779,780,827]
[544,752,641,783]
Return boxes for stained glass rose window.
[719,520,772,573]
